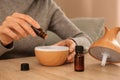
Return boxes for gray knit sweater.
[0,0,91,59]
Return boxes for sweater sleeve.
[72,36,92,50]
[48,0,92,50]
[0,42,14,56]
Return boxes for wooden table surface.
[0,54,120,80]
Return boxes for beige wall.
[55,0,119,27]
[117,0,120,26]
[91,0,118,27]
[55,0,93,18]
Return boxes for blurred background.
[55,0,120,27]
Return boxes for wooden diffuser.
[89,27,120,66]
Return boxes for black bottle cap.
[21,63,30,71]
[75,45,84,53]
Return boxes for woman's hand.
[53,39,76,63]
[0,12,40,46]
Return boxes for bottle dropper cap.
[75,45,84,53]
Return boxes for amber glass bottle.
[74,45,84,72]
[31,26,47,39]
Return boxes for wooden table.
[0,54,120,80]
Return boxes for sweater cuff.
[0,42,14,56]
[72,37,91,50]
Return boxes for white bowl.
[34,46,69,66]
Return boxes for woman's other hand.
[53,39,76,63]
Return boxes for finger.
[65,39,76,53]
[69,42,75,53]
[67,52,75,63]
[12,12,40,28]
[3,20,27,38]
[2,27,19,40]
[10,23,28,38]
[0,34,13,46]
[6,16,37,37]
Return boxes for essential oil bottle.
[31,26,47,39]
[74,45,84,72]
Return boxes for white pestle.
[101,52,110,66]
